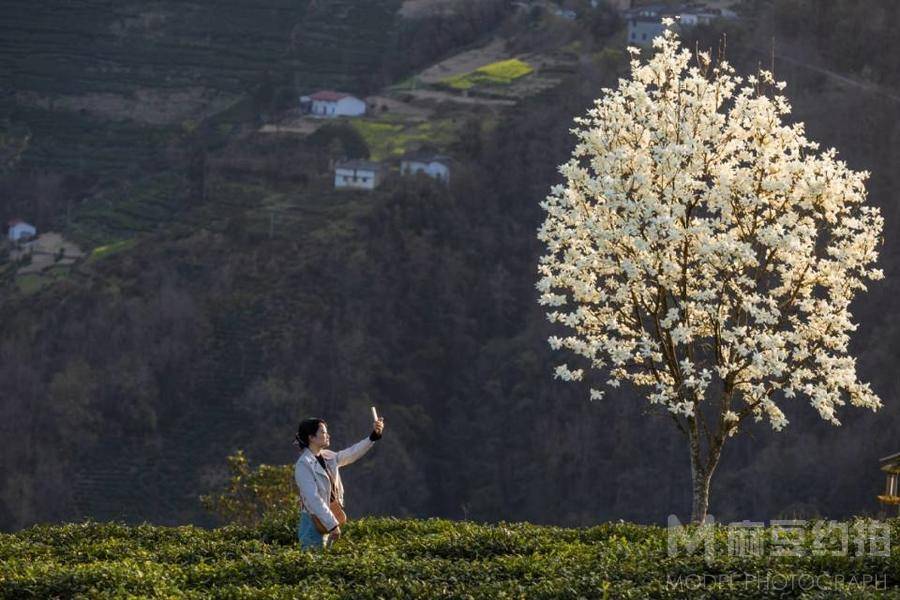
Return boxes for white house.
[677,6,722,26]
[625,3,667,19]
[627,17,667,44]
[7,219,36,243]
[625,4,734,43]
[334,159,383,190]
[305,91,366,118]
[400,154,452,184]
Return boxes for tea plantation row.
[1,512,898,598]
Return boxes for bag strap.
[316,454,337,503]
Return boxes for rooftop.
[310,90,354,102]
[335,159,382,171]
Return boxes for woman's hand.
[325,526,340,549]
[369,417,385,441]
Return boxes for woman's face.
[311,422,330,449]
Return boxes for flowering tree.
[536,23,884,524]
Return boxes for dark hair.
[295,418,326,448]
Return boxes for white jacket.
[293,436,375,532]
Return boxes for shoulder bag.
[309,461,348,535]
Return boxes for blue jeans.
[297,511,327,551]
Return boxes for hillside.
[0,0,403,175]
[0,0,508,231]
[0,0,631,533]
[1,515,897,598]
[2,0,900,542]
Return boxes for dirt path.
[259,121,321,135]
[365,95,434,120]
[400,89,517,108]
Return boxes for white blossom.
[536,26,883,434]
[554,364,584,382]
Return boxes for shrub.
[200,450,296,527]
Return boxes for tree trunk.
[688,418,722,524]
[690,463,713,524]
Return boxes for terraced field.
[1,0,403,176]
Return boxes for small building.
[878,452,900,514]
[400,153,452,184]
[627,17,668,44]
[7,219,36,243]
[334,159,383,190]
[304,91,366,118]
[625,3,736,42]
[625,3,668,19]
[678,6,722,26]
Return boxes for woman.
[293,415,384,550]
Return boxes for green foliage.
[9,262,72,297]
[347,120,403,157]
[0,121,30,174]
[350,118,460,160]
[14,273,43,296]
[0,517,896,598]
[86,239,138,263]
[306,123,371,161]
[200,451,296,527]
[591,47,627,74]
[71,173,189,247]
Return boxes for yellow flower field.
[442,58,534,90]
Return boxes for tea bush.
[1,514,898,598]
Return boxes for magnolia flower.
[536,24,883,523]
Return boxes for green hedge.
[1,514,898,598]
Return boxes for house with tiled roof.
[301,90,366,118]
